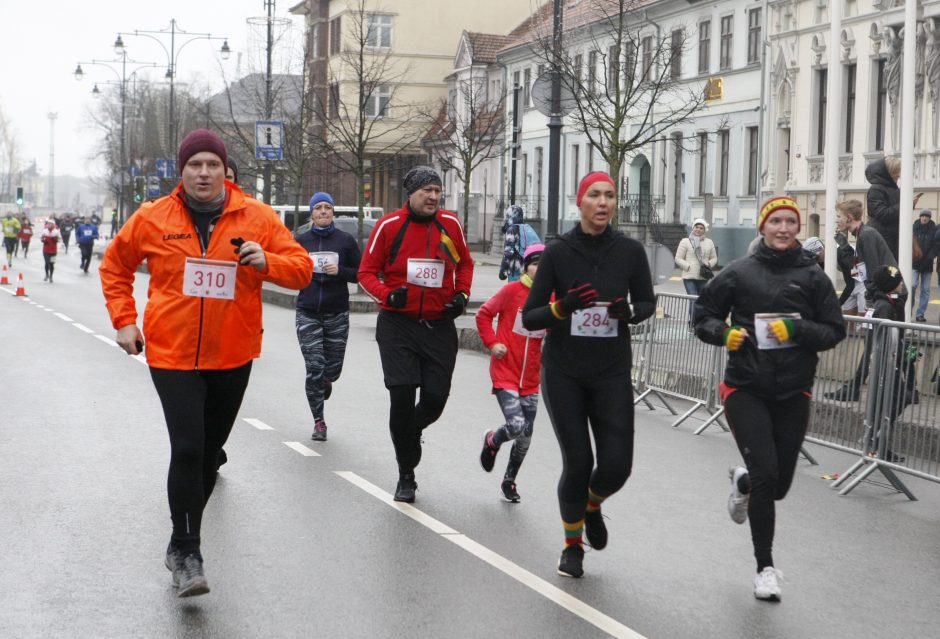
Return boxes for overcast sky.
[0,1,304,179]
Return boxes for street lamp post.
[74,53,158,226]
[115,21,230,156]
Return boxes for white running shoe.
[754,566,783,601]
[728,466,749,524]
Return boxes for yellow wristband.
[550,301,567,320]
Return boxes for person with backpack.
[498,205,540,282]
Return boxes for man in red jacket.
[359,166,474,502]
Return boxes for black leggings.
[541,367,635,523]
[79,243,93,271]
[150,362,252,553]
[724,389,809,571]
[43,253,55,278]
[388,377,450,474]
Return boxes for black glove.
[834,232,848,248]
[498,270,508,281]
[386,286,409,309]
[608,297,632,321]
[442,292,468,319]
[559,282,599,315]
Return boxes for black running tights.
[388,378,450,475]
[723,389,809,571]
[541,367,635,524]
[150,362,252,553]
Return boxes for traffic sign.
[147,174,161,199]
[255,120,284,161]
[155,158,175,178]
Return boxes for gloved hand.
[386,286,409,309]
[608,297,632,321]
[558,282,599,315]
[723,325,747,352]
[442,292,468,319]
[498,269,508,281]
[834,232,848,248]
[768,319,795,344]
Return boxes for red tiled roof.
[466,32,513,64]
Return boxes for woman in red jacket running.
[477,243,546,502]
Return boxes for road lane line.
[0,287,12,296]
[94,334,119,347]
[53,312,74,322]
[334,471,645,639]
[243,418,275,431]
[72,323,96,334]
[283,441,320,457]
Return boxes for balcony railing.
[618,194,664,225]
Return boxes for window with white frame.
[747,8,762,65]
[815,68,827,155]
[670,29,683,79]
[608,45,620,92]
[719,15,733,71]
[588,50,598,93]
[746,126,758,196]
[698,131,708,195]
[641,36,653,82]
[873,59,887,151]
[329,16,342,55]
[366,14,392,49]
[365,84,392,118]
[535,147,544,204]
[717,129,729,196]
[574,53,583,87]
[572,144,580,191]
[520,153,528,195]
[844,63,856,153]
[523,68,532,107]
[698,21,711,75]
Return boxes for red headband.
[576,172,616,206]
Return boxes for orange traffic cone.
[0,264,8,285]
[14,272,26,296]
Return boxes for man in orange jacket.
[100,129,312,598]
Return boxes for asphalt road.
[1,247,939,638]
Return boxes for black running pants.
[724,389,809,571]
[541,366,635,523]
[150,362,252,553]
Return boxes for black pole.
[546,0,563,239]
[119,53,127,227]
[509,83,520,206]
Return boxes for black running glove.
[559,282,599,315]
[608,297,632,321]
[387,286,409,309]
[442,292,468,319]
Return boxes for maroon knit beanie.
[177,129,228,175]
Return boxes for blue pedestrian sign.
[255,120,284,161]
[146,174,161,199]
[155,158,175,178]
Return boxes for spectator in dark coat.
[911,209,936,321]
[865,157,922,260]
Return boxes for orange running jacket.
[100,183,312,370]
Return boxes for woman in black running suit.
[522,172,655,578]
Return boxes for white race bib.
[407,258,445,288]
[754,312,801,350]
[571,306,618,338]
[310,251,339,274]
[82,229,94,237]
[513,309,546,338]
[183,258,237,300]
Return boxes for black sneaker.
[174,552,210,598]
[500,479,520,503]
[311,419,327,442]
[824,384,860,402]
[916,315,927,323]
[479,430,499,472]
[557,544,585,578]
[584,509,608,550]
[394,474,417,503]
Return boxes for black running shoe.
[557,544,585,578]
[500,479,520,503]
[824,384,859,402]
[174,552,210,598]
[164,543,180,573]
[479,430,499,472]
[394,474,417,503]
[584,509,608,550]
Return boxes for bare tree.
[532,0,709,222]
[0,103,21,201]
[423,76,506,237]
[308,0,425,244]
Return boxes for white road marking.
[43,308,53,312]
[0,287,12,296]
[94,334,119,347]
[243,418,275,431]
[53,312,73,322]
[282,441,320,457]
[334,471,646,639]
[72,323,96,334]
[132,354,148,365]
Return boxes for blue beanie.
[309,192,335,211]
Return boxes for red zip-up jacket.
[475,275,544,395]
[359,205,473,320]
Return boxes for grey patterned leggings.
[491,389,538,481]
[296,309,350,421]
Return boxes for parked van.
[270,204,384,231]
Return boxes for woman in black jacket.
[694,195,845,602]
[522,172,655,579]
[865,157,922,260]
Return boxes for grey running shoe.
[394,474,417,503]
[557,544,584,578]
[500,479,520,503]
[728,466,750,524]
[584,509,608,550]
[311,419,327,441]
[174,552,210,598]
[754,566,783,601]
[164,544,179,573]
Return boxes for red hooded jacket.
[475,275,544,394]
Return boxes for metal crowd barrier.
[634,304,940,500]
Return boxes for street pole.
[263,0,276,204]
[509,83,520,206]
[168,19,177,154]
[119,52,127,226]
[546,0,564,239]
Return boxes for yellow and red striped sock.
[586,488,608,513]
[563,519,584,547]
